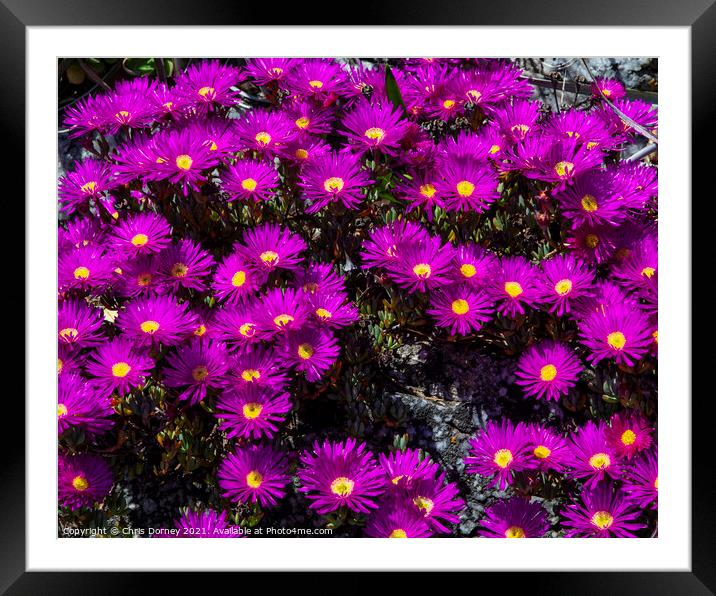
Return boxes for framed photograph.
[9,0,708,590]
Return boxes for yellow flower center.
[273,314,295,327]
[207,140,218,151]
[511,124,530,136]
[641,266,656,278]
[242,402,263,419]
[59,327,79,341]
[111,361,131,378]
[419,184,437,198]
[308,80,324,89]
[443,99,456,109]
[323,176,345,193]
[364,127,386,141]
[493,448,513,469]
[195,324,207,336]
[198,86,216,98]
[467,89,482,102]
[412,263,432,278]
[131,233,149,247]
[255,131,272,146]
[489,144,501,154]
[589,452,611,470]
[295,148,309,160]
[581,195,599,212]
[330,476,354,496]
[554,279,573,296]
[57,358,64,374]
[241,369,261,382]
[246,470,263,488]
[602,89,612,98]
[140,320,160,334]
[315,307,332,320]
[621,429,637,446]
[451,299,470,315]
[534,445,551,459]
[585,234,600,249]
[505,526,526,538]
[652,330,658,344]
[73,266,90,279]
[607,331,626,350]
[135,273,151,287]
[539,364,558,381]
[57,403,68,417]
[297,343,314,360]
[590,511,614,529]
[260,250,279,264]
[191,365,209,381]
[654,477,658,490]
[504,281,523,298]
[295,116,310,129]
[241,178,258,191]
[175,154,193,170]
[80,181,97,194]
[391,475,404,485]
[269,67,283,76]
[413,496,434,516]
[231,270,247,287]
[554,161,575,178]
[115,110,131,122]
[163,101,173,110]
[304,282,318,293]
[72,475,89,491]
[460,263,476,278]
[239,323,256,337]
[456,180,475,197]
[389,529,408,538]
[171,263,188,278]
[586,141,599,150]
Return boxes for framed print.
[7,0,710,591]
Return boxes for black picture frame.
[7,0,708,591]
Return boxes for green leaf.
[385,66,406,113]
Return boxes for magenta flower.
[279,325,340,382]
[58,218,107,252]
[492,99,541,141]
[403,472,464,533]
[215,385,292,440]
[173,59,241,109]
[479,498,550,538]
[150,127,221,193]
[116,255,164,298]
[212,251,267,304]
[285,99,335,136]
[230,345,288,391]
[218,443,291,508]
[244,58,298,86]
[441,160,500,213]
[591,77,626,100]
[622,448,658,509]
[222,159,279,203]
[488,256,541,317]
[426,285,493,335]
[257,287,310,335]
[58,159,116,215]
[158,239,215,292]
[295,262,346,297]
[63,93,108,138]
[567,421,621,488]
[394,170,447,220]
[515,341,582,401]
[285,59,347,100]
[538,253,595,316]
[58,245,116,292]
[554,171,627,228]
[450,244,497,287]
[57,373,114,437]
[58,453,113,510]
[604,411,653,460]
[111,212,172,258]
[306,292,359,329]
[612,233,658,294]
[118,295,196,346]
[163,339,230,404]
[342,102,410,155]
[233,109,295,156]
[465,420,532,489]
[236,223,307,273]
[567,223,618,264]
[365,500,433,538]
[541,109,614,151]
[386,236,455,293]
[378,448,440,488]
[360,220,431,270]
[561,482,645,537]
[85,338,154,396]
[579,302,652,366]
[211,303,263,351]
[297,438,386,515]
[57,299,105,347]
[526,423,573,473]
[173,509,241,538]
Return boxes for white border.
[27,26,691,571]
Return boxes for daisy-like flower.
[58,218,107,252]
[591,77,626,101]
[306,292,359,329]
[561,482,645,538]
[298,150,374,213]
[489,256,541,318]
[173,59,241,109]
[579,302,653,366]
[115,255,165,298]
[515,341,582,401]
[295,262,346,297]
[58,453,113,510]
[365,499,433,538]
[567,421,621,488]
[343,62,390,105]
[99,78,156,134]
[572,280,637,321]
[450,244,497,288]
[622,447,658,509]
[57,299,105,347]
[118,295,196,346]
[58,159,116,214]
[111,212,172,257]
[465,420,532,489]
[360,220,431,270]
[230,345,288,390]
[279,325,340,382]
[598,98,658,141]
[158,239,215,292]
[151,127,221,194]
[212,251,267,304]
[62,93,107,138]
[215,385,292,440]
[222,159,279,203]
[85,338,155,396]
[244,58,298,87]
[539,253,595,316]
[606,161,658,209]
[236,223,307,273]
[567,223,618,265]
[394,170,447,220]
[297,438,386,515]
[386,236,455,293]
[285,58,347,100]
[612,234,658,294]
[57,373,114,437]
[525,138,604,188]
[426,285,493,335]
[173,509,241,538]
[163,339,230,404]
[148,82,190,120]
[492,99,541,142]
[526,423,573,473]
[604,411,653,460]
[57,344,82,378]
[211,303,263,351]
[218,443,291,508]
[58,245,116,292]
[233,109,295,156]
[284,99,335,136]
[479,498,550,538]
[540,109,615,152]
[441,160,500,213]
[554,171,626,228]
[404,472,464,533]
[257,287,309,335]
[281,137,331,166]
[378,448,440,488]
[342,102,410,155]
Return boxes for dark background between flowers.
[57,57,657,537]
